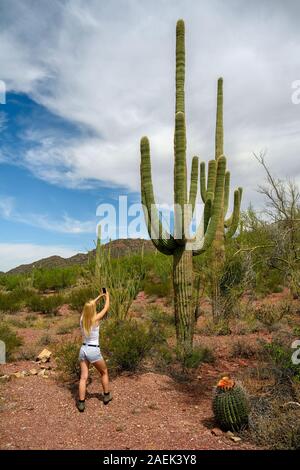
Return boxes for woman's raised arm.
[94,293,105,303]
[95,291,110,322]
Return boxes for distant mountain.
[5,238,154,275]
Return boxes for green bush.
[0,287,37,313]
[293,326,300,336]
[0,323,23,360]
[230,339,260,359]
[255,303,286,327]
[152,343,175,369]
[32,266,83,291]
[0,291,20,313]
[56,317,79,335]
[67,286,97,312]
[0,273,28,291]
[180,345,215,369]
[142,252,172,298]
[143,279,172,298]
[249,398,300,449]
[26,294,64,315]
[100,319,154,372]
[201,318,231,336]
[38,333,54,346]
[263,340,300,382]
[55,340,81,380]
[255,269,284,295]
[146,305,175,337]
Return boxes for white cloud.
[0,195,95,234]
[0,243,78,272]
[0,0,300,210]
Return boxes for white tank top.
[80,315,100,346]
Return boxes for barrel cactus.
[212,377,250,431]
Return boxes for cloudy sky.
[0,0,299,271]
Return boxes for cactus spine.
[140,20,227,358]
[212,377,250,431]
[200,78,243,321]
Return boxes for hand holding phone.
[102,287,107,294]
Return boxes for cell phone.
[102,287,107,294]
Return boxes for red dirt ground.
[2,289,296,450]
[0,368,259,450]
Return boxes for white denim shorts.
[79,344,103,363]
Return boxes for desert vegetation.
[0,18,300,451]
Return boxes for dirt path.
[0,366,258,450]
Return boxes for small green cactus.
[212,377,250,432]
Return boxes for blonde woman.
[77,290,112,412]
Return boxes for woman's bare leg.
[79,360,89,400]
[93,359,109,393]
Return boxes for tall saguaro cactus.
[200,78,243,320]
[140,20,227,357]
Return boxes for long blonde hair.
[82,300,97,336]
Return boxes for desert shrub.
[230,339,261,359]
[0,273,27,291]
[255,269,284,295]
[142,252,172,298]
[220,257,245,295]
[255,303,287,327]
[180,345,215,369]
[56,317,79,335]
[0,323,23,360]
[100,319,154,372]
[146,305,175,337]
[3,315,27,328]
[0,291,21,313]
[38,333,55,346]
[15,344,38,361]
[55,340,81,380]
[143,279,172,298]
[32,266,82,292]
[25,314,36,323]
[200,318,231,336]
[263,340,300,382]
[67,286,97,312]
[248,398,300,449]
[151,344,175,369]
[238,304,262,333]
[0,287,37,313]
[293,326,300,336]
[27,293,64,315]
[34,317,51,330]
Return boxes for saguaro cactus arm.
[225,187,243,239]
[191,156,226,255]
[223,171,230,216]
[215,77,224,160]
[200,161,207,203]
[200,160,217,204]
[141,188,173,255]
[188,155,199,213]
[140,136,176,255]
